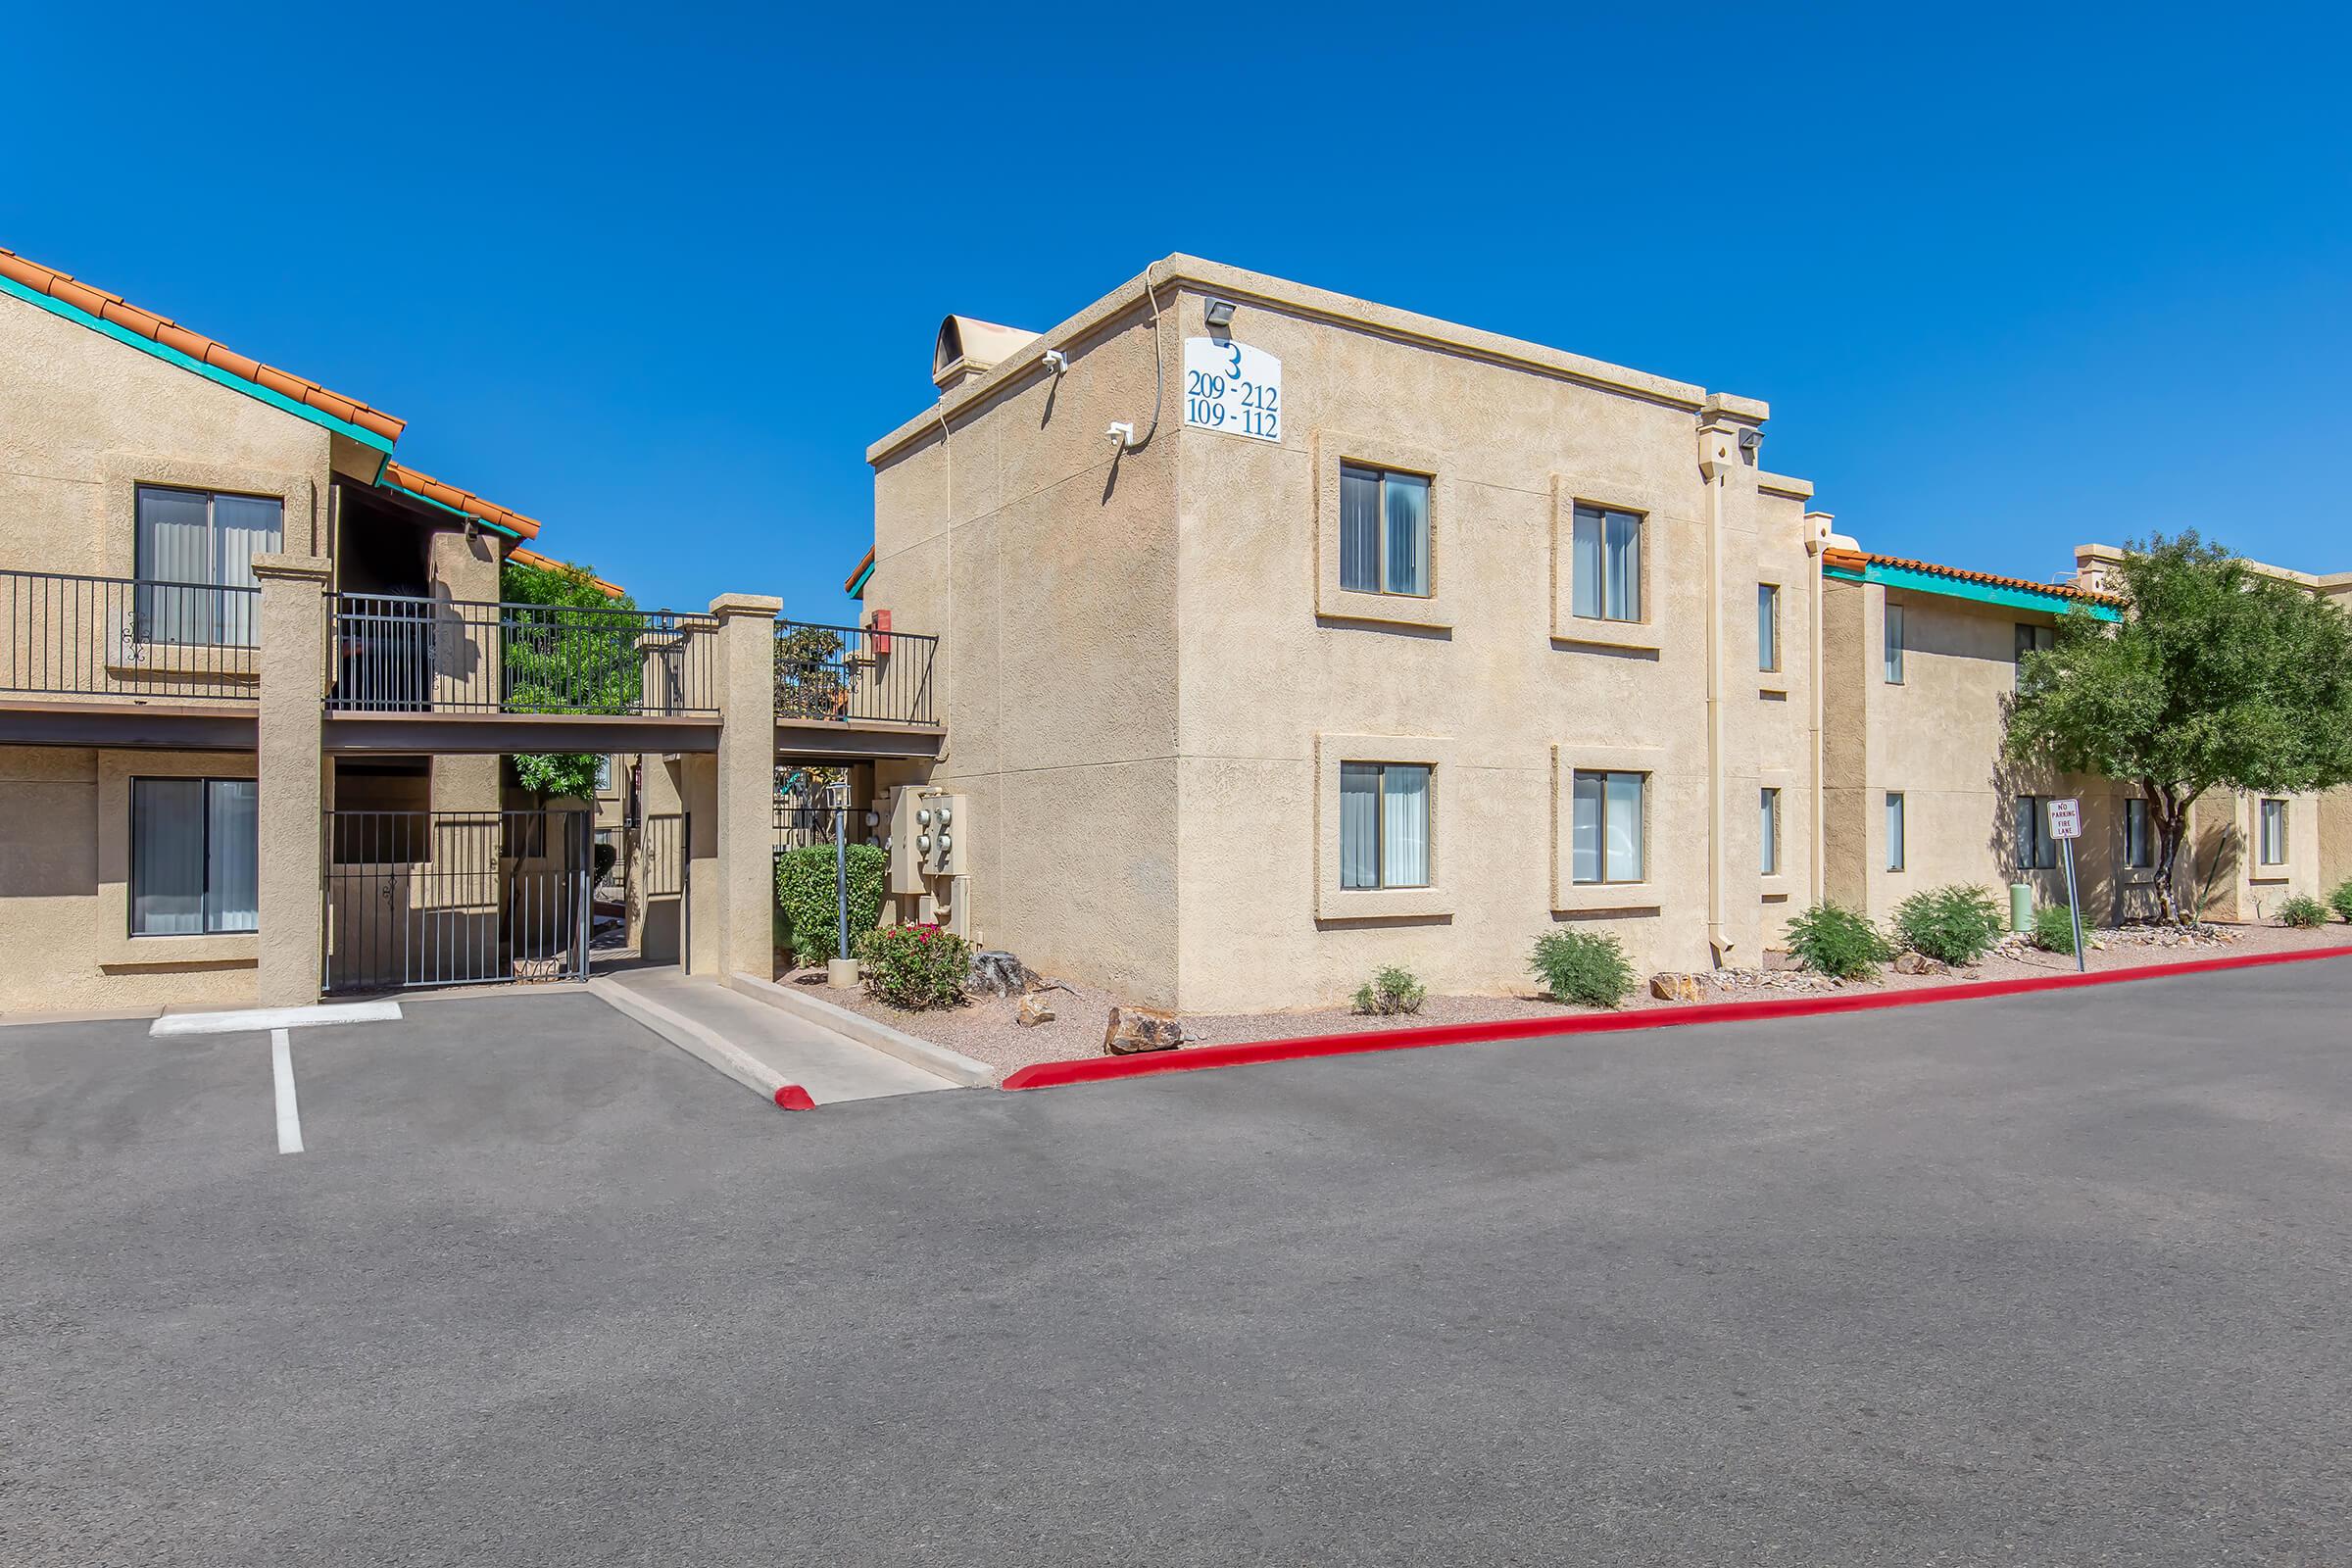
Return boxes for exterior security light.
[1739,428,1762,452]
[1203,298,1238,331]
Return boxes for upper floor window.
[1570,769,1646,885]
[1570,505,1642,623]
[1339,761,1431,890]
[2014,621,2053,689]
[2259,799,2288,865]
[2124,798,2150,869]
[2015,795,2057,870]
[135,485,281,647]
[1885,605,1905,683]
[1757,584,1781,672]
[1339,466,1430,598]
[131,776,258,935]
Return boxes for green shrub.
[1351,964,1427,1016]
[1530,929,1636,1008]
[857,922,973,1009]
[2278,893,2329,929]
[1784,902,1894,980]
[774,843,888,967]
[1892,884,2007,966]
[2329,879,2352,923]
[2032,903,2082,954]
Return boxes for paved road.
[3,965,2349,1565]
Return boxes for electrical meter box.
[888,787,967,894]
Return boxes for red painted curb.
[773,1085,817,1110]
[998,942,2352,1093]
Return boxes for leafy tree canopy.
[501,557,638,800]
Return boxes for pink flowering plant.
[857,921,973,1009]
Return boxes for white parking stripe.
[271,1029,304,1154]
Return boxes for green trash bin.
[2009,882,2034,933]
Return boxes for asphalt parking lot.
[3,961,2349,1565]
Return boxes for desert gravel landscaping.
[796,920,2352,1079]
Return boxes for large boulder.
[967,949,1036,997]
[1102,1004,1183,1055]
[1016,993,1056,1027]
[1648,971,1703,1003]
[1892,951,1948,976]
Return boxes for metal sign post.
[2048,797,2085,972]
[830,781,852,963]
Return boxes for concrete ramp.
[594,966,959,1105]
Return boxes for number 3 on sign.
[1184,337,1282,443]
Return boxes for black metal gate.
[324,808,593,993]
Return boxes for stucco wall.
[868,292,1181,1006]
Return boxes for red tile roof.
[0,243,407,443]
[843,545,875,595]
[1822,547,2120,606]
[381,462,544,541]
[509,544,623,598]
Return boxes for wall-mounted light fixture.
[1203,298,1238,331]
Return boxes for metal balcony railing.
[326,594,721,716]
[775,619,936,726]
[1,569,262,701]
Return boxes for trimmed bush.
[2278,893,2329,929]
[1784,901,1894,980]
[2327,879,2352,923]
[2032,903,2082,954]
[858,922,973,1009]
[1351,965,1427,1016]
[1892,883,2007,966]
[774,842,888,968]
[1530,929,1636,1008]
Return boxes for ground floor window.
[2259,798,2288,865]
[1571,770,1646,885]
[1340,762,1431,890]
[2124,798,2151,869]
[1886,792,1905,871]
[1759,787,1780,875]
[131,777,258,935]
[2015,795,2057,870]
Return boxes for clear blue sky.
[5,4,2344,621]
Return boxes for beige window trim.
[1548,477,1665,652]
[1312,430,1453,631]
[1549,743,1665,912]
[1313,731,1457,920]
[93,751,261,971]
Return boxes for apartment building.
[860,256,1826,1012]
[1,243,938,1014]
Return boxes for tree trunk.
[2147,783,2186,925]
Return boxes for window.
[1886,792,1906,871]
[596,756,614,794]
[1338,465,1430,598]
[1570,505,1642,622]
[2124,798,2150,869]
[134,485,281,647]
[1759,787,1780,875]
[1339,762,1431,890]
[2259,799,2287,865]
[1757,584,1781,672]
[1570,770,1646,885]
[130,777,258,935]
[1884,604,1905,683]
[2014,621,2053,689]
[2015,795,2057,870]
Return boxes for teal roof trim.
[845,559,874,600]
[0,272,399,455]
[1831,559,2120,621]
[380,477,523,539]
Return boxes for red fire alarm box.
[868,608,892,657]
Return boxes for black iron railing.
[2,569,261,700]
[326,594,721,716]
[775,619,936,725]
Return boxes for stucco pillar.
[710,594,781,978]
[253,553,330,1005]
[427,527,502,812]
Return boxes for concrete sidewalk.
[594,965,958,1105]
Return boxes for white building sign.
[2047,798,2082,840]
[1184,336,1282,443]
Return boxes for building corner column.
[253,553,331,1005]
[710,593,781,980]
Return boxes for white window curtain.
[135,486,280,647]
[1572,771,1645,884]
[2124,799,2148,868]
[1605,771,1644,882]
[1570,770,1603,884]
[1384,474,1429,597]
[1758,584,1779,671]
[131,778,206,935]
[1605,511,1641,621]
[1886,792,1906,871]
[1339,466,1380,593]
[207,779,260,931]
[1571,509,1603,619]
[1340,763,1379,890]
[210,494,280,646]
[2018,797,2055,870]
[2260,800,2287,864]
[1382,764,1430,887]
[1572,506,1642,621]
[1760,788,1779,875]
[1885,605,1905,683]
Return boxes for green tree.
[2004,532,2352,921]
[500,557,640,802]
[774,621,848,720]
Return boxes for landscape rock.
[967,949,1038,997]
[1102,1004,1183,1055]
[1648,971,1704,1003]
[1892,951,1948,976]
[1016,993,1056,1027]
